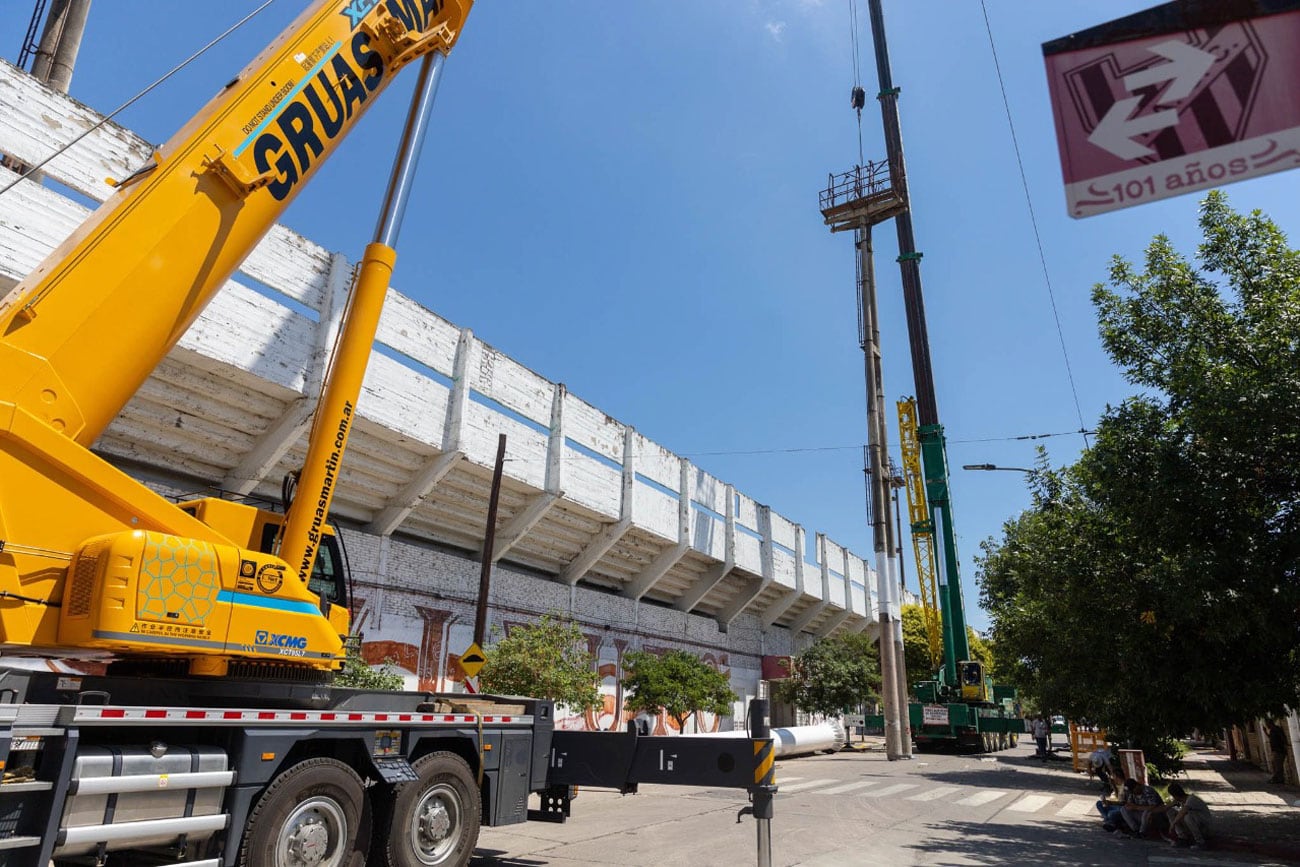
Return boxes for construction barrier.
[1070,722,1108,772]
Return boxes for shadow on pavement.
[905,818,1151,867]
[470,850,549,866]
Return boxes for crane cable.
[848,0,866,165]
[0,0,278,200]
[978,0,1090,449]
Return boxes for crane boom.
[0,0,472,672]
[897,396,942,672]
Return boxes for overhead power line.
[978,0,1091,449]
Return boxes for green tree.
[901,605,938,687]
[621,649,736,731]
[771,632,879,716]
[479,615,601,712]
[335,641,405,690]
[966,628,995,681]
[900,604,997,687]
[977,193,1300,759]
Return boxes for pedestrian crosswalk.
[774,775,1102,821]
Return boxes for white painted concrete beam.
[675,484,734,612]
[717,504,774,627]
[816,609,852,638]
[788,533,832,634]
[488,383,565,563]
[560,426,635,585]
[223,252,350,495]
[364,328,473,536]
[788,599,829,635]
[761,525,805,629]
[624,459,691,601]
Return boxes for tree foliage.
[621,649,736,730]
[335,641,405,691]
[771,632,879,716]
[901,605,938,688]
[900,604,998,688]
[977,193,1300,757]
[479,615,601,711]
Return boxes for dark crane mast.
[864,0,972,685]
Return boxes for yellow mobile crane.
[0,4,772,864]
[0,0,472,675]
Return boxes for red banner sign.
[1043,0,1300,217]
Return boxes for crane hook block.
[850,86,866,111]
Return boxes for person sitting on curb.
[1095,790,1125,832]
[1164,782,1212,850]
[1118,777,1167,838]
[1097,778,1140,833]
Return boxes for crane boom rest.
[0,0,470,676]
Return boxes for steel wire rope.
[0,0,278,199]
[978,0,1090,449]
[848,0,865,164]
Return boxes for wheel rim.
[275,795,349,867]
[409,782,462,865]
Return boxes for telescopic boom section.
[277,47,447,588]
[0,0,471,445]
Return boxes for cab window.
[258,524,347,608]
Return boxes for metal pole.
[857,225,903,760]
[748,698,774,867]
[892,568,913,758]
[31,0,92,92]
[892,480,905,590]
[474,433,508,647]
[374,51,446,248]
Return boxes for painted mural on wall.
[351,587,744,733]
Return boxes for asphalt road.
[472,739,1291,866]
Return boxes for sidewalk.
[1172,746,1300,862]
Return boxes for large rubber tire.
[376,751,481,867]
[238,757,369,867]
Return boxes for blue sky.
[16,1,1299,633]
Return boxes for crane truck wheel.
[376,751,481,867]
[238,757,370,867]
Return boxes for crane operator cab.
[959,660,989,702]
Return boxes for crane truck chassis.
[0,668,772,866]
[0,0,777,864]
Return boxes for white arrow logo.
[1089,97,1180,159]
[1122,40,1215,103]
[1087,39,1215,160]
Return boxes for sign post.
[1043,0,1300,217]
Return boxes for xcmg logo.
[341,0,444,30]
[255,630,309,650]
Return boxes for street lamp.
[961,463,1034,473]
